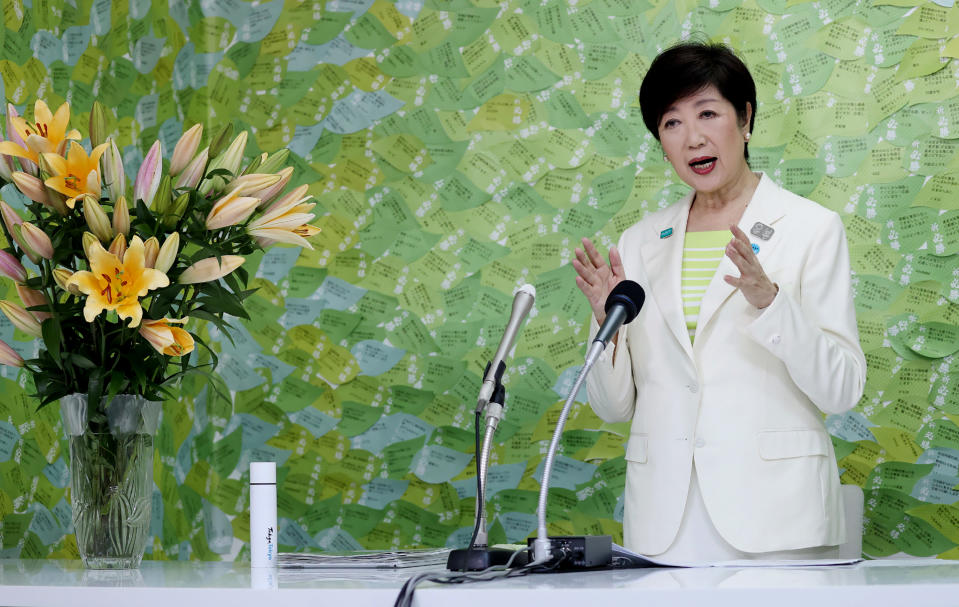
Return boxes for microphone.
[585,280,645,366]
[476,284,536,412]
[531,280,645,566]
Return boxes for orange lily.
[139,318,195,356]
[42,140,109,209]
[66,235,170,328]
[0,100,81,168]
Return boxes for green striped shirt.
[681,230,728,343]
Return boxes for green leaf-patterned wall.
[2,0,959,560]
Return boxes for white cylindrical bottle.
[250,462,278,568]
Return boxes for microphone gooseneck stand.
[531,280,645,566]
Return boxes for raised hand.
[572,237,626,323]
[723,224,778,309]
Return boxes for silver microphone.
[475,284,536,412]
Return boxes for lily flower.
[16,284,51,321]
[175,147,208,190]
[19,222,54,259]
[154,233,180,274]
[42,140,109,209]
[101,139,126,202]
[0,300,42,337]
[0,100,81,169]
[53,267,82,295]
[247,185,320,249]
[133,140,162,206]
[0,251,26,283]
[108,233,127,259]
[200,131,248,195]
[0,153,15,182]
[250,167,292,208]
[81,232,99,260]
[66,235,170,328]
[178,255,245,284]
[142,236,160,268]
[83,194,113,242]
[223,173,282,198]
[139,318,195,356]
[112,195,130,237]
[0,201,36,263]
[205,187,260,230]
[88,101,108,148]
[258,149,290,175]
[11,171,49,206]
[169,124,203,177]
[0,338,23,367]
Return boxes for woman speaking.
[573,42,867,561]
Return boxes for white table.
[3,558,959,607]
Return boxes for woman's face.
[657,85,752,196]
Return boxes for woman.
[573,42,866,562]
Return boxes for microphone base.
[446,546,527,571]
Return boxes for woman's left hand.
[723,225,778,309]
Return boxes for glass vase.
[60,393,161,569]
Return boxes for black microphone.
[586,280,645,365]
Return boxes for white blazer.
[586,173,867,555]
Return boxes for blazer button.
[688,383,699,394]
[695,438,706,448]
[771,334,781,345]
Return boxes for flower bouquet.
[0,99,320,567]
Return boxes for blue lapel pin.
[660,227,673,239]
[751,243,760,254]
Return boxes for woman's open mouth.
[689,156,717,175]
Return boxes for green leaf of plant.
[41,318,62,368]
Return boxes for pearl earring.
[664,154,668,161]
[745,132,751,142]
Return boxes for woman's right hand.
[572,237,626,324]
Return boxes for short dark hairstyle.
[639,42,757,159]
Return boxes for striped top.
[681,230,728,342]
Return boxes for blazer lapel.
[696,174,789,339]
[639,193,695,360]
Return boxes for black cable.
[394,547,537,607]
[463,409,483,556]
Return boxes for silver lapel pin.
[750,222,774,241]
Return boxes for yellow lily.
[139,318,195,356]
[0,100,81,167]
[66,235,170,328]
[42,140,109,209]
[246,185,320,249]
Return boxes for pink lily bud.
[0,250,27,283]
[223,173,282,198]
[0,300,42,338]
[205,188,259,230]
[101,138,126,202]
[0,201,35,263]
[18,222,54,260]
[251,166,293,208]
[142,236,160,268]
[0,338,23,367]
[108,233,127,259]
[178,255,245,284]
[12,171,49,205]
[112,195,130,237]
[15,284,51,321]
[175,147,208,191]
[133,140,162,206]
[0,154,14,182]
[83,194,113,242]
[154,233,180,274]
[170,123,203,177]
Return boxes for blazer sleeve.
[744,212,866,415]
